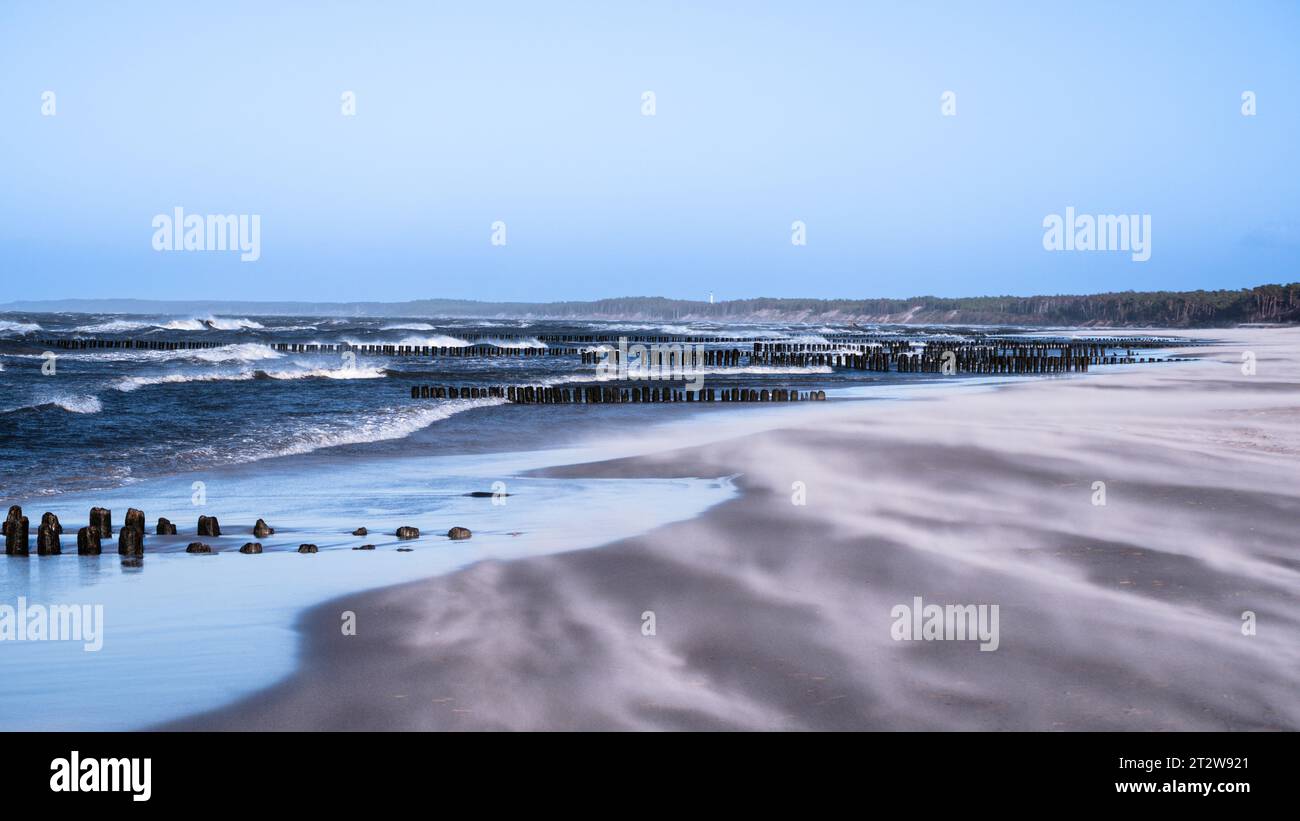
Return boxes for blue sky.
[1,1,1297,302]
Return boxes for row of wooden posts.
[43,338,227,350]
[578,349,748,367]
[751,336,1181,352]
[4,504,233,557]
[411,384,828,404]
[269,342,582,356]
[41,334,1183,355]
[574,345,1163,373]
[38,335,1176,378]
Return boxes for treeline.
[7,284,1298,327]
[397,283,1300,327]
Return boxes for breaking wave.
[161,316,265,331]
[1,394,103,415]
[114,362,387,391]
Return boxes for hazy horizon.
[3,280,1296,312]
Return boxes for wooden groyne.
[410,384,827,403]
[578,343,1169,373]
[272,343,583,357]
[37,334,1182,375]
[43,338,227,351]
[3,504,474,558]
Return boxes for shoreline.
[163,329,1300,730]
[0,435,739,731]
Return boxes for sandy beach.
[161,328,1300,731]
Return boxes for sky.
[1,0,1297,303]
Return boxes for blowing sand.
[166,328,1300,730]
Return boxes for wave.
[0,320,42,334]
[385,334,472,348]
[259,364,387,381]
[39,343,285,364]
[246,397,504,462]
[208,316,265,331]
[483,336,547,349]
[381,323,437,331]
[269,394,501,459]
[1,394,102,415]
[70,319,152,333]
[587,322,698,335]
[348,334,549,350]
[114,371,256,392]
[188,343,282,363]
[447,320,533,329]
[161,316,265,331]
[113,361,387,391]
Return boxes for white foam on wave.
[588,322,697,335]
[381,323,437,331]
[114,371,256,392]
[483,336,548,349]
[70,319,152,333]
[114,361,388,392]
[447,320,534,329]
[47,343,285,364]
[379,334,548,350]
[382,332,551,348]
[0,320,42,334]
[261,364,387,380]
[1,394,102,415]
[161,316,265,331]
[388,335,473,348]
[188,344,284,363]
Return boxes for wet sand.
[165,328,1300,730]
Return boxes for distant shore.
[165,328,1300,730]
[4,282,1298,327]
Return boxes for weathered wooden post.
[77,526,101,555]
[5,511,29,556]
[90,506,113,538]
